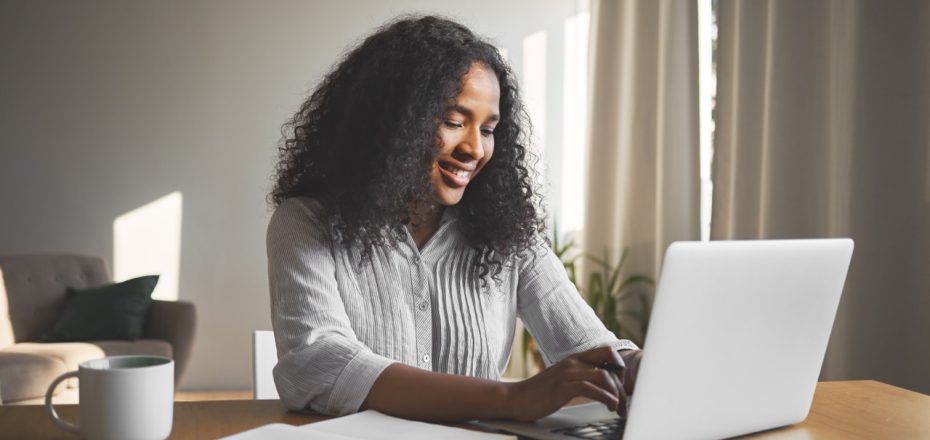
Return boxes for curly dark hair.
[271,15,546,281]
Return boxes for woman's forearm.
[360,347,635,423]
[360,362,514,422]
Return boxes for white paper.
[299,410,516,440]
[220,423,356,440]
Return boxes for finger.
[568,348,630,401]
[603,367,624,405]
[587,365,626,418]
[575,346,626,377]
[570,381,619,411]
[618,350,642,394]
[601,350,627,393]
[588,350,629,416]
[604,348,627,370]
[569,369,620,400]
[615,376,629,418]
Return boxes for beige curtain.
[713,0,930,394]
[583,0,702,342]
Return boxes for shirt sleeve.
[267,199,396,415]
[516,240,638,366]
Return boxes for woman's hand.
[506,346,641,422]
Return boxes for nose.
[457,126,485,161]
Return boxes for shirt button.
[414,256,421,264]
[421,354,431,363]
[418,301,429,311]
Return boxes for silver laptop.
[478,239,854,440]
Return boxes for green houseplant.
[521,226,655,373]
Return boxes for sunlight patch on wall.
[113,191,182,301]
[559,11,590,235]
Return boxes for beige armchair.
[0,254,196,405]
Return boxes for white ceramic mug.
[45,355,174,440]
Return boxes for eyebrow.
[448,104,500,123]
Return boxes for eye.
[481,127,495,137]
[443,120,464,129]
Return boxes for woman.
[267,15,642,423]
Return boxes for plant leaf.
[607,249,629,294]
[588,271,603,312]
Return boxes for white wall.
[0,0,588,390]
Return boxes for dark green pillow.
[40,275,159,342]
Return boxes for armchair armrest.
[142,300,196,387]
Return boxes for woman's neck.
[406,205,444,250]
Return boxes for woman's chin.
[434,188,465,206]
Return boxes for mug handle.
[45,371,80,433]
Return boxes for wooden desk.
[1,381,928,439]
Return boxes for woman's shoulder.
[267,196,331,239]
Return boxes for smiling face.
[431,63,501,206]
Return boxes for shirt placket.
[410,248,434,370]
[405,212,455,372]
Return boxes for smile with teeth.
[438,161,474,187]
[440,162,471,178]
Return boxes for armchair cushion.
[39,275,159,342]
[0,352,66,404]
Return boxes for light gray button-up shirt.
[267,197,636,415]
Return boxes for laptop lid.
[623,239,853,439]
[476,239,853,439]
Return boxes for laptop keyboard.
[550,418,626,439]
